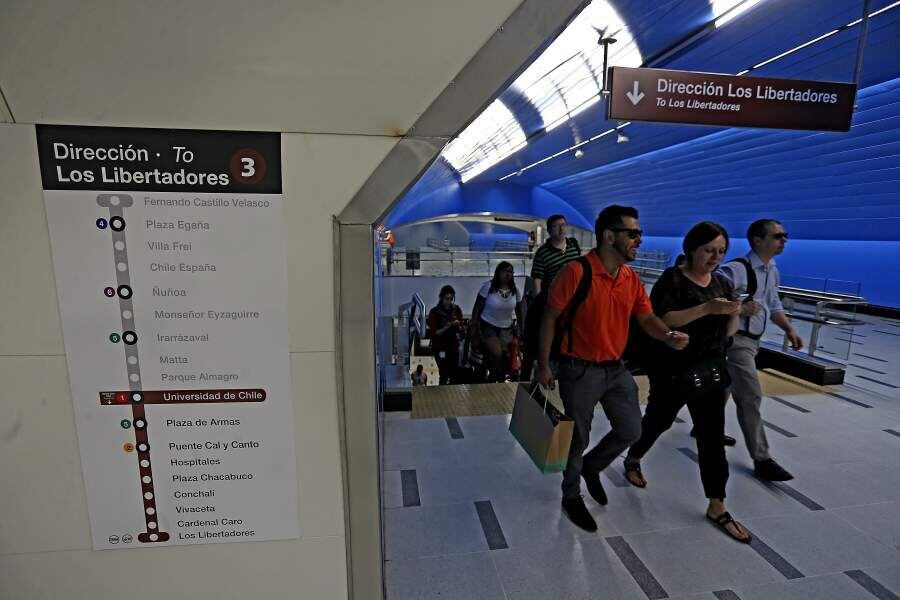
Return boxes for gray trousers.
[726,334,770,462]
[558,360,641,499]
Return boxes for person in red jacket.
[427,285,464,384]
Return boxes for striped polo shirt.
[530,237,581,287]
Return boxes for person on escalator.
[470,262,522,383]
[522,214,582,379]
[427,285,464,385]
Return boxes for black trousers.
[434,349,459,385]
[520,291,547,381]
[627,370,729,499]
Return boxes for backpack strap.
[733,257,760,339]
[553,255,592,356]
[734,258,757,298]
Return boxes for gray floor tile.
[383,470,404,509]
[416,463,521,506]
[832,501,900,552]
[741,511,900,577]
[489,493,620,549]
[386,552,507,600]
[384,503,488,560]
[456,414,512,437]
[383,435,460,471]
[621,524,785,595]
[491,538,647,600]
[864,563,900,597]
[734,572,875,600]
[451,429,528,466]
[383,410,412,421]
[385,417,455,444]
[767,460,900,509]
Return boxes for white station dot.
[127,356,138,365]
[122,310,133,319]
[146,507,156,515]
[114,241,125,250]
[149,534,158,541]
[137,443,148,452]
[142,476,152,484]
[117,262,127,272]
[140,459,150,467]
[135,419,145,428]
[129,373,140,382]
[110,196,120,206]
[148,521,157,529]
[133,393,142,402]
[144,492,153,500]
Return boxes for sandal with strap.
[623,458,647,488]
[707,511,752,543]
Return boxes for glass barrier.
[765,274,865,362]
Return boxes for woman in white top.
[470,261,522,381]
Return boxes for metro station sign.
[607,66,856,131]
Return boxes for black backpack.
[550,255,593,358]
[731,257,759,338]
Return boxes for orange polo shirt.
[547,251,652,362]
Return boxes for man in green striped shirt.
[531,215,582,294]
[522,214,582,378]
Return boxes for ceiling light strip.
[498,2,899,181]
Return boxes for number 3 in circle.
[230,149,267,184]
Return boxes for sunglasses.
[771,232,789,240]
[611,227,644,239]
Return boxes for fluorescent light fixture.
[496,0,900,182]
[513,1,642,133]
[713,0,764,28]
[441,100,526,183]
[745,1,899,73]
[439,1,642,183]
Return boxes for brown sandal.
[624,458,647,488]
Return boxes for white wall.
[0,123,396,599]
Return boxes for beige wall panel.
[283,133,396,353]
[0,125,64,356]
[292,351,345,538]
[0,535,347,600]
[0,0,521,133]
[0,356,90,555]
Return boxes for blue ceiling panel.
[543,76,900,241]
[609,0,712,61]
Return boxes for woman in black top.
[623,222,750,543]
[427,285,464,384]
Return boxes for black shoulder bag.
[661,272,732,396]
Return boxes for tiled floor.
[381,317,900,600]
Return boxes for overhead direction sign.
[608,66,856,131]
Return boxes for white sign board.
[36,125,299,549]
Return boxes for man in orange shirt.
[537,205,689,532]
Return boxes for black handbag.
[664,354,731,396]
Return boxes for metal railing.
[635,269,868,360]
[381,246,671,278]
[382,247,534,277]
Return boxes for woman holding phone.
[623,221,749,543]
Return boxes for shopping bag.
[509,382,573,474]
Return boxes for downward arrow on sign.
[626,81,644,105]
